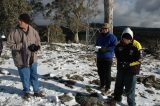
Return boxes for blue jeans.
[114,71,136,106]
[18,63,39,93]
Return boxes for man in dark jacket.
[113,27,142,106]
[0,36,3,56]
[96,23,117,94]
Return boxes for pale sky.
[95,0,160,28]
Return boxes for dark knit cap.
[18,13,31,24]
[122,33,133,40]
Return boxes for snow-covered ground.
[0,43,160,106]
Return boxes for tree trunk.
[47,27,50,43]
[74,32,79,43]
[104,0,113,32]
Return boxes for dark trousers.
[97,58,113,89]
[114,71,136,106]
[0,51,2,56]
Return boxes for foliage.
[32,1,44,12]
[0,0,32,34]
[47,24,65,43]
[31,0,100,43]
[53,0,100,34]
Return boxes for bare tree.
[104,0,113,32]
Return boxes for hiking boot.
[107,96,122,106]
[34,91,45,97]
[114,96,122,102]
[23,93,32,99]
[104,89,112,95]
[106,97,116,105]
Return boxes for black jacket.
[115,41,140,71]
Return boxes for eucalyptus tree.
[42,0,100,43]
[0,0,31,35]
[57,0,100,43]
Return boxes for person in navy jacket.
[96,23,117,94]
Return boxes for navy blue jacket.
[96,32,117,59]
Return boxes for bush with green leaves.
[47,24,65,43]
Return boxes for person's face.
[18,20,26,29]
[101,28,109,33]
[122,38,132,44]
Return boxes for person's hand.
[28,44,40,52]
[95,46,101,52]
[98,47,107,53]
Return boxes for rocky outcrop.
[75,93,115,106]
[137,75,160,90]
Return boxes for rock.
[0,69,10,75]
[137,76,145,84]
[137,75,160,89]
[66,74,70,79]
[57,56,63,58]
[138,92,148,99]
[152,82,160,90]
[68,75,84,81]
[84,86,93,93]
[89,79,100,85]
[59,79,75,88]
[41,74,62,80]
[142,75,156,84]
[75,93,116,106]
[144,83,152,88]
[59,93,73,103]
[156,78,160,82]
[145,89,155,94]
[83,73,95,77]
[66,60,75,63]
[92,69,97,72]
[72,104,81,106]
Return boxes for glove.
[28,44,40,52]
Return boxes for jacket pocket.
[129,64,141,75]
[12,50,23,66]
